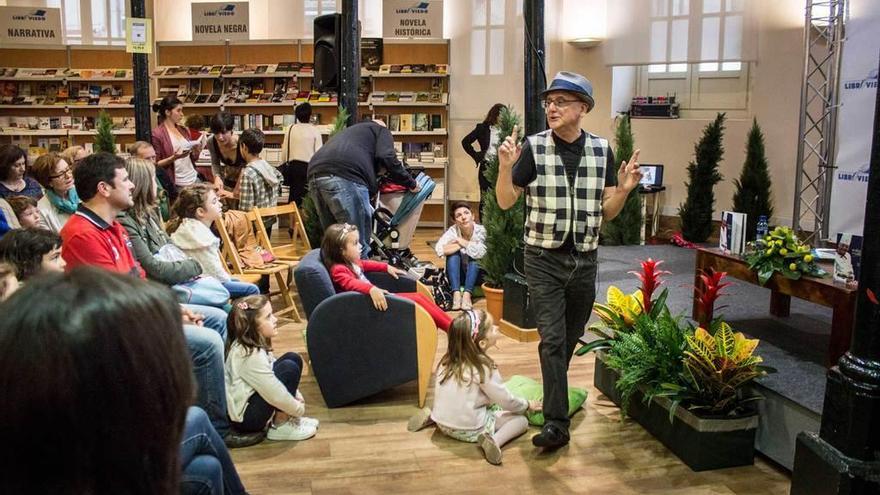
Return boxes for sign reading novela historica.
[191,2,249,41]
[383,0,444,39]
[0,6,62,45]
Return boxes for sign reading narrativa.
[383,0,444,39]
[0,6,62,45]
[192,2,249,41]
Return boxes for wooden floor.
[232,228,791,494]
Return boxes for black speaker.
[502,272,537,328]
[314,13,341,91]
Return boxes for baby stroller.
[370,170,435,270]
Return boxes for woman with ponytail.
[151,95,205,197]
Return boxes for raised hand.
[618,148,643,192]
[498,125,523,171]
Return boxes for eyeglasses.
[541,98,582,110]
[49,168,73,180]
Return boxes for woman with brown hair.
[151,95,205,196]
[31,152,79,232]
[0,267,247,494]
[0,144,42,200]
[461,103,505,218]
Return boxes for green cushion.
[504,375,588,426]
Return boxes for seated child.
[237,128,283,236]
[6,196,42,229]
[434,202,486,310]
[0,227,65,281]
[409,309,540,465]
[225,294,319,441]
[168,184,260,299]
[321,223,452,332]
[0,261,18,301]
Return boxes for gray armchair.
[293,249,437,408]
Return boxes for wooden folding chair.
[252,203,312,262]
[216,212,301,322]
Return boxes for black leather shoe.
[223,429,266,449]
[531,424,570,449]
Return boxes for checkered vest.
[524,130,608,252]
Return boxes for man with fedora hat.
[496,71,643,449]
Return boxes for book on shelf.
[371,91,386,103]
[834,233,863,283]
[400,65,413,74]
[412,64,426,73]
[255,65,268,74]
[413,113,429,132]
[398,91,415,103]
[416,92,429,102]
[361,38,384,71]
[209,65,223,75]
[221,65,235,75]
[388,114,401,132]
[385,92,400,102]
[194,94,209,104]
[436,64,448,74]
[390,65,403,74]
[430,114,443,131]
[186,66,200,76]
[299,63,314,74]
[378,64,391,74]
[399,114,413,132]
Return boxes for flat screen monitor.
[639,164,663,188]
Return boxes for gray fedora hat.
[541,71,595,110]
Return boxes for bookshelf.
[0,46,138,154]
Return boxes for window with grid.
[470,0,506,76]
[639,0,749,111]
[46,0,126,45]
[304,0,338,37]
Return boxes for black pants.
[281,160,309,207]
[523,245,597,434]
[232,352,303,432]
[477,161,491,221]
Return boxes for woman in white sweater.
[225,294,319,441]
[434,202,487,310]
[31,153,78,233]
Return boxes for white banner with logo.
[829,0,880,237]
[192,2,249,41]
[0,6,62,45]
[383,0,443,39]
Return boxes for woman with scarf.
[31,152,79,233]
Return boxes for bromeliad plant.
[743,226,825,285]
[693,268,732,330]
[657,323,768,420]
[577,258,670,356]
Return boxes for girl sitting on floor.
[321,222,452,332]
[167,184,260,299]
[409,309,540,465]
[225,294,319,441]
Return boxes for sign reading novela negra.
[0,6,62,45]
[191,2,249,41]
[383,0,444,39]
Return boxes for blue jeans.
[232,352,303,433]
[180,407,247,495]
[309,174,373,258]
[223,279,260,299]
[446,252,481,293]
[182,303,229,342]
[183,324,229,437]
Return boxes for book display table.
[692,247,857,366]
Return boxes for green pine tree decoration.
[679,112,726,243]
[601,114,642,245]
[481,105,524,288]
[94,110,116,154]
[301,107,352,247]
[732,118,773,242]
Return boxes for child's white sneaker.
[478,432,503,465]
[267,418,317,441]
[300,416,320,429]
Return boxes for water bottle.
[756,215,769,242]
